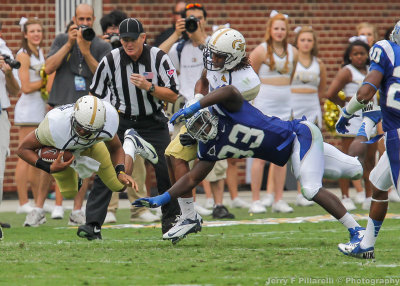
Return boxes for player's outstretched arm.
[133,160,215,208]
[336,70,383,134]
[170,85,243,124]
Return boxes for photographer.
[100,10,127,49]
[45,3,111,107]
[159,3,208,123]
[0,20,21,236]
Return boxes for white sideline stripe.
[55,213,400,230]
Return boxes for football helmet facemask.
[203,28,246,72]
[71,95,106,144]
[390,21,400,46]
[185,108,218,143]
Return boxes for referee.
[80,18,181,238]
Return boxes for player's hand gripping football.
[170,101,201,125]
[49,151,75,173]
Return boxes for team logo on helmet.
[232,39,245,52]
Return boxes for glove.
[170,101,201,125]
[132,192,171,208]
[179,132,197,146]
[335,107,357,134]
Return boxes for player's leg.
[292,122,363,237]
[338,151,392,259]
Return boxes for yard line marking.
[55,213,400,230]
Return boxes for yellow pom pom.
[323,100,340,134]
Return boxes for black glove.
[179,132,197,146]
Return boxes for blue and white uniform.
[197,100,362,200]
[368,40,400,193]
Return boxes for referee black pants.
[85,114,181,234]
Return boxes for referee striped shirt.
[90,45,179,117]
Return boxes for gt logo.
[232,39,245,52]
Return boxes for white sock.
[360,217,382,249]
[339,213,359,229]
[178,197,195,217]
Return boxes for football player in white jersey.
[17,95,144,237]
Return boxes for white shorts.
[253,84,292,120]
[14,92,46,125]
[291,92,322,128]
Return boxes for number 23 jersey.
[197,101,300,166]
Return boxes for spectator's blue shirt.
[369,40,400,131]
[197,101,302,166]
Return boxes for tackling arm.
[133,160,216,208]
[336,70,383,134]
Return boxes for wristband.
[362,81,378,91]
[345,95,366,115]
[35,158,51,173]
[115,164,125,175]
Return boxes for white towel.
[70,154,101,179]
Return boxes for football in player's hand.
[38,147,73,163]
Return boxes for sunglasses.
[186,3,203,9]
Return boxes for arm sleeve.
[47,34,67,58]
[369,41,391,75]
[35,117,56,146]
[157,51,180,94]
[90,56,110,98]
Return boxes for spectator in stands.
[291,25,327,207]
[153,1,186,47]
[249,10,298,213]
[0,20,21,237]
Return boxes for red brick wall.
[1,0,398,192]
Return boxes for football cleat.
[338,242,375,259]
[124,129,158,164]
[162,213,203,244]
[77,224,102,241]
[349,226,365,244]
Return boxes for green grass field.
[1,203,400,286]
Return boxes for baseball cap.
[119,18,144,40]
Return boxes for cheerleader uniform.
[291,56,322,127]
[253,42,294,120]
[14,48,46,126]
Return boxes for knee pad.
[301,186,320,200]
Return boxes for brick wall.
[1,0,398,192]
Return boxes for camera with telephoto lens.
[0,54,21,69]
[106,33,122,48]
[185,15,199,33]
[78,25,95,41]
